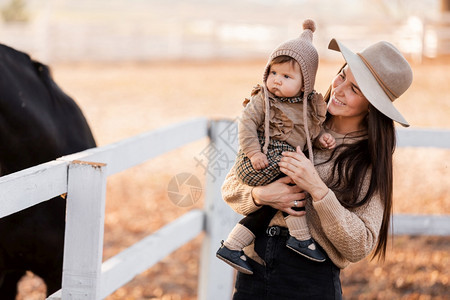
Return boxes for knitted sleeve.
[221,168,262,216]
[312,187,384,262]
[239,88,265,158]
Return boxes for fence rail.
[392,214,450,236]
[0,160,68,218]
[0,118,448,299]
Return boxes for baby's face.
[266,61,304,98]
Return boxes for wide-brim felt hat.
[328,38,412,127]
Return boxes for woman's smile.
[331,95,346,106]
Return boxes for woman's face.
[328,66,370,123]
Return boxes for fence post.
[198,119,241,300]
[61,160,107,299]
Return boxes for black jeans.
[233,228,342,300]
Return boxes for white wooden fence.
[0,118,449,299]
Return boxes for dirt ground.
[16,58,449,299]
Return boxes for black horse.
[0,44,96,298]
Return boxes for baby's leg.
[217,207,277,275]
[225,206,278,250]
[235,140,295,186]
[285,214,311,241]
[234,150,281,186]
[283,211,326,262]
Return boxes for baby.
[216,19,335,275]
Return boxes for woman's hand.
[251,176,307,216]
[278,146,329,202]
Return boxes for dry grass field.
[16,58,449,299]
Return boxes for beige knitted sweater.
[222,128,384,269]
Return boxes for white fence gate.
[0,118,449,299]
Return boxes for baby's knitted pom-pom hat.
[302,19,316,34]
[262,19,319,92]
[300,19,316,49]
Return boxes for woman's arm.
[221,168,306,217]
[221,170,259,216]
[312,188,383,262]
[279,147,383,261]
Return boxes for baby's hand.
[250,152,269,170]
[318,133,336,149]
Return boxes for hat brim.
[328,39,409,127]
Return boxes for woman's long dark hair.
[322,73,396,261]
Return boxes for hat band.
[357,53,398,101]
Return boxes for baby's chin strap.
[262,84,270,155]
[304,91,314,164]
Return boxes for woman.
[221,38,413,299]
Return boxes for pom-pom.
[303,19,316,33]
